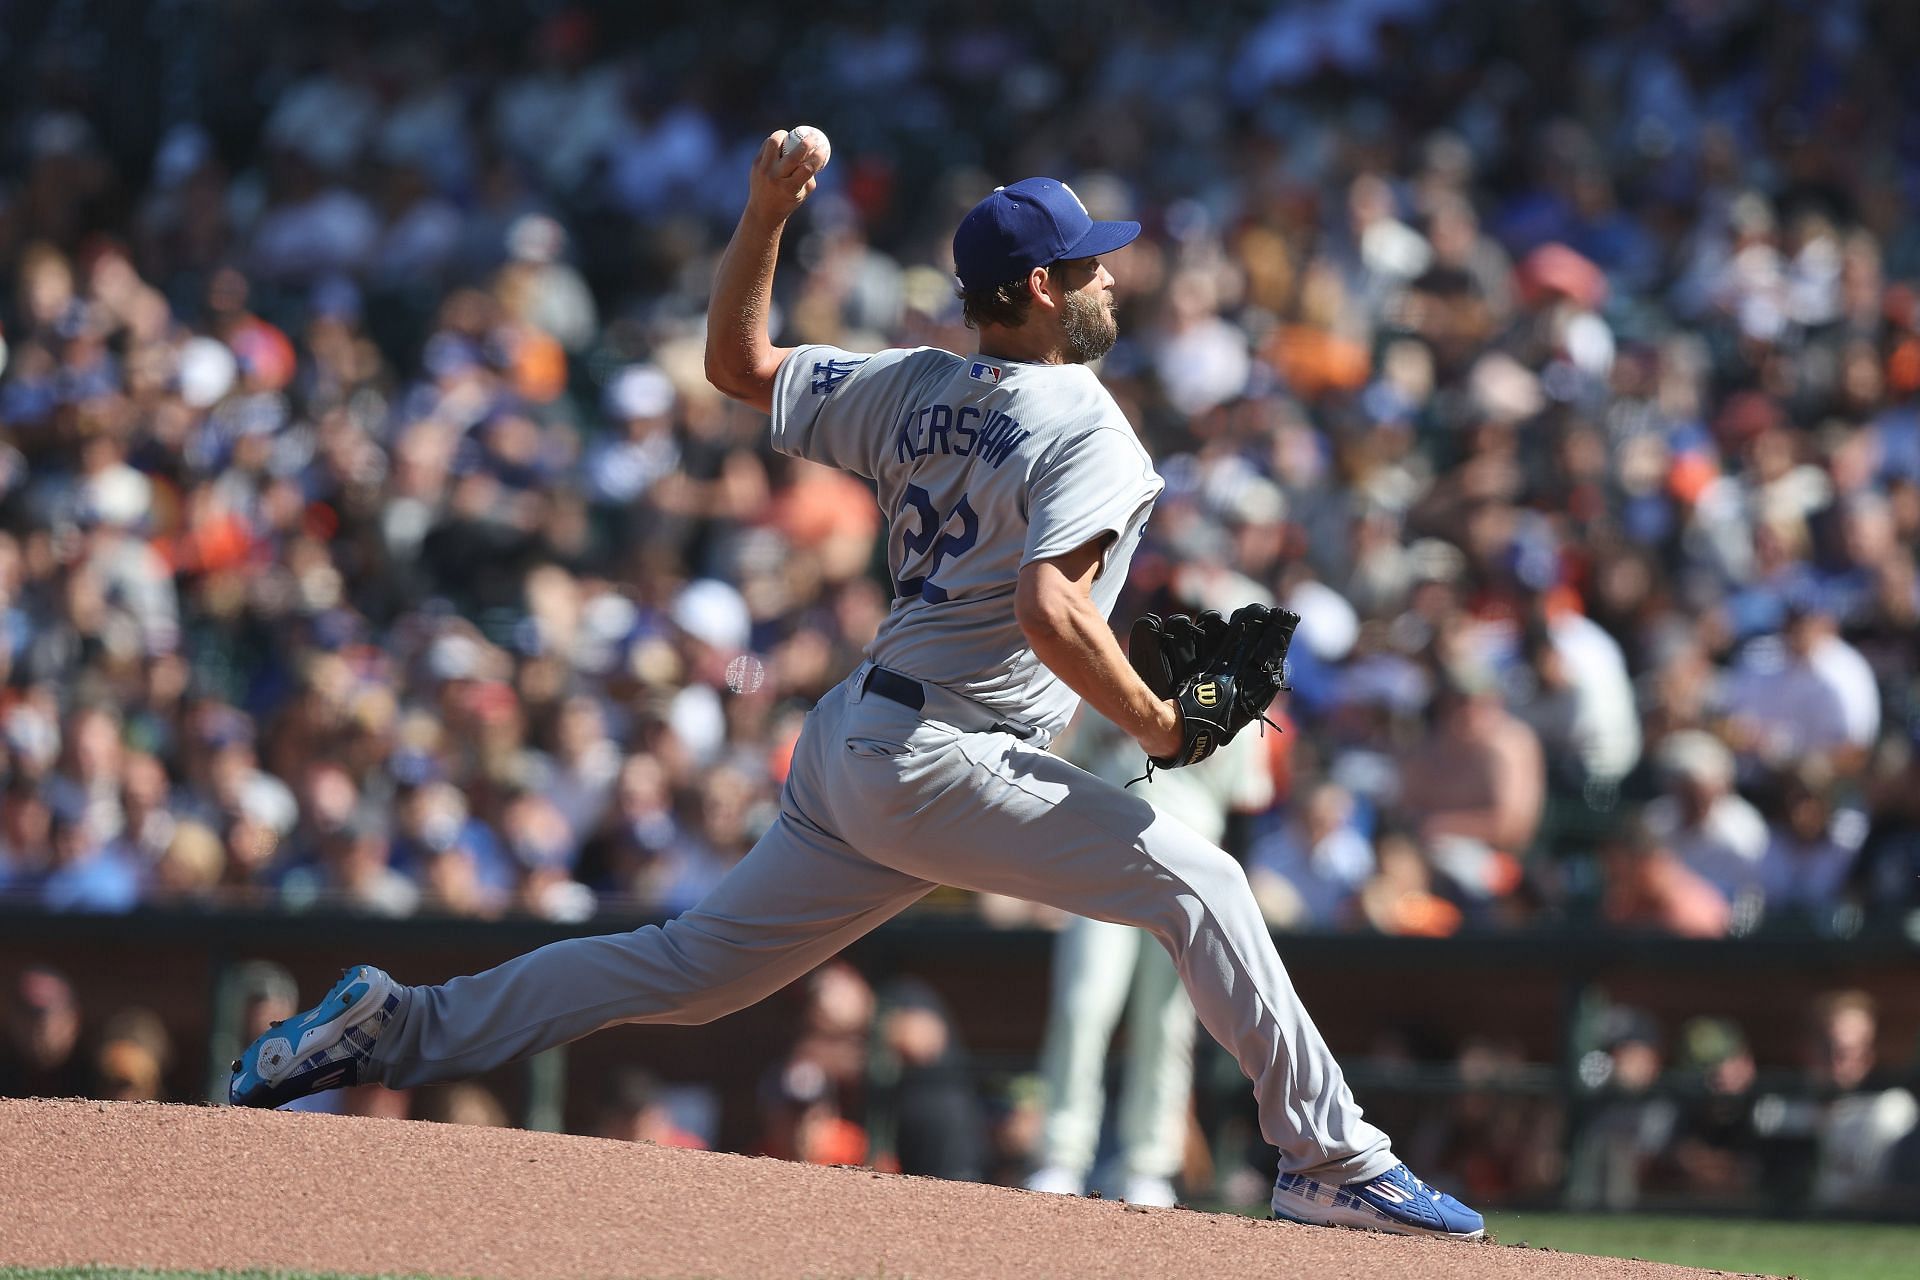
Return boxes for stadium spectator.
[1854,728,1920,910]
[1599,822,1732,939]
[877,979,987,1183]
[1394,674,1544,906]
[1664,1017,1761,1203]
[1641,731,1768,908]
[392,780,510,918]
[0,779,52,894]
[279,817,420,917]
[754,1056,867,1168]
[1247,780,1374,927]
[147,819,226,904]
[1344,831,1462,938]
[1804,991,1894,1098]
[0,967,87,1099]
[1505,603,1642,797]
[1753,991,1920,1213]
[789,961,876,1106]
[1720,604,1880,777]
[1425,1035,1565,1207]
[594,1067,707,1150]
[37,799,140,914]
[1757,762,1867,920]
[89,1007,172,1103]
[578,751,682,903]
[1568,1006,1676,1211]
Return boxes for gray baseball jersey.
[770,344,1163,738]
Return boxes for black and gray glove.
[1127,603,1299,774]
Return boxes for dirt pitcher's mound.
[2,1099,1754,1279]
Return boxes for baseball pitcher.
[229,129,1483,1240]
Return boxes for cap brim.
[1060,219,1141,261]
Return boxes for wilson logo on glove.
[1126,603,1300,783]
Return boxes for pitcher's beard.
[1062,291,1119,364]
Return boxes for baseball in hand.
[780,124,831,172]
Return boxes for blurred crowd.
[8,958,1915,1213]
[0,958,1005,1183]
[0,0,1918,940]
[1555,990,1920,1214]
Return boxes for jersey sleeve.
[770,344,918,478]
[1022,426,1159,571]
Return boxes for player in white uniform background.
[229,128,1484,1241]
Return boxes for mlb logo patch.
[968,361,1003,384]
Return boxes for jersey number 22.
[895,484,977,604]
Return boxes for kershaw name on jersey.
[893,403,1031,467]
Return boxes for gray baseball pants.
[367,664,1397,1182]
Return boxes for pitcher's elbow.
[703,346,739,398]
[1015,590,1070,651]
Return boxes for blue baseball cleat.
[1271,1162,1485,1240]
[229,964,400,1108]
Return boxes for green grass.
[1487,1212,1920,1279]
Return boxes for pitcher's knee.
[669,980,768,1025]
[608,972,757,1027]
[1205,841,1253,885]
[646,921,801,1026]
[1159,839,1253,899]
[1124,838,1261,945]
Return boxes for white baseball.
[780,124,831,171]
[725,654,765,695]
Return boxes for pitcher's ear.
[1028,263,1056,309]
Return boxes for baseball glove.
[1127,603,1300,775]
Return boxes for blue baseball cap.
[952,177,1140,293]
